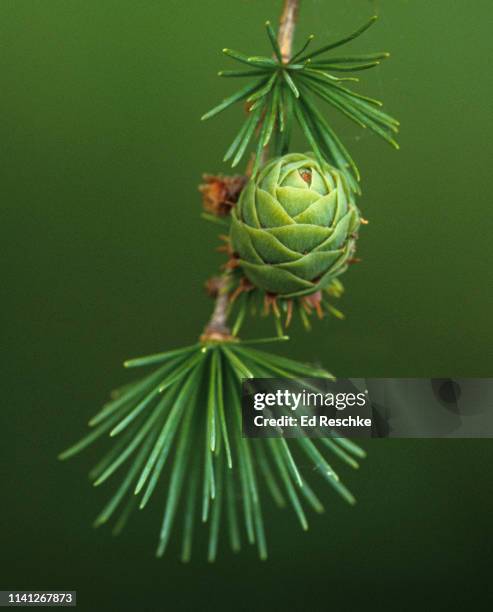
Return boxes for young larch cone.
[230,153,361,297]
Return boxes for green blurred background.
[2,0,493,609]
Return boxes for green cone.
[230,153,361,297]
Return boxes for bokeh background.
[2,1,493,610]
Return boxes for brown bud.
[199,174,247,217]
[204,276,224,298]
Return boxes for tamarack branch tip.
[202,0,301,341]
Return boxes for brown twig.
[278,0,300,62]
[259,0,300,167]
[201,274,234,341]
[201,0,301,341]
